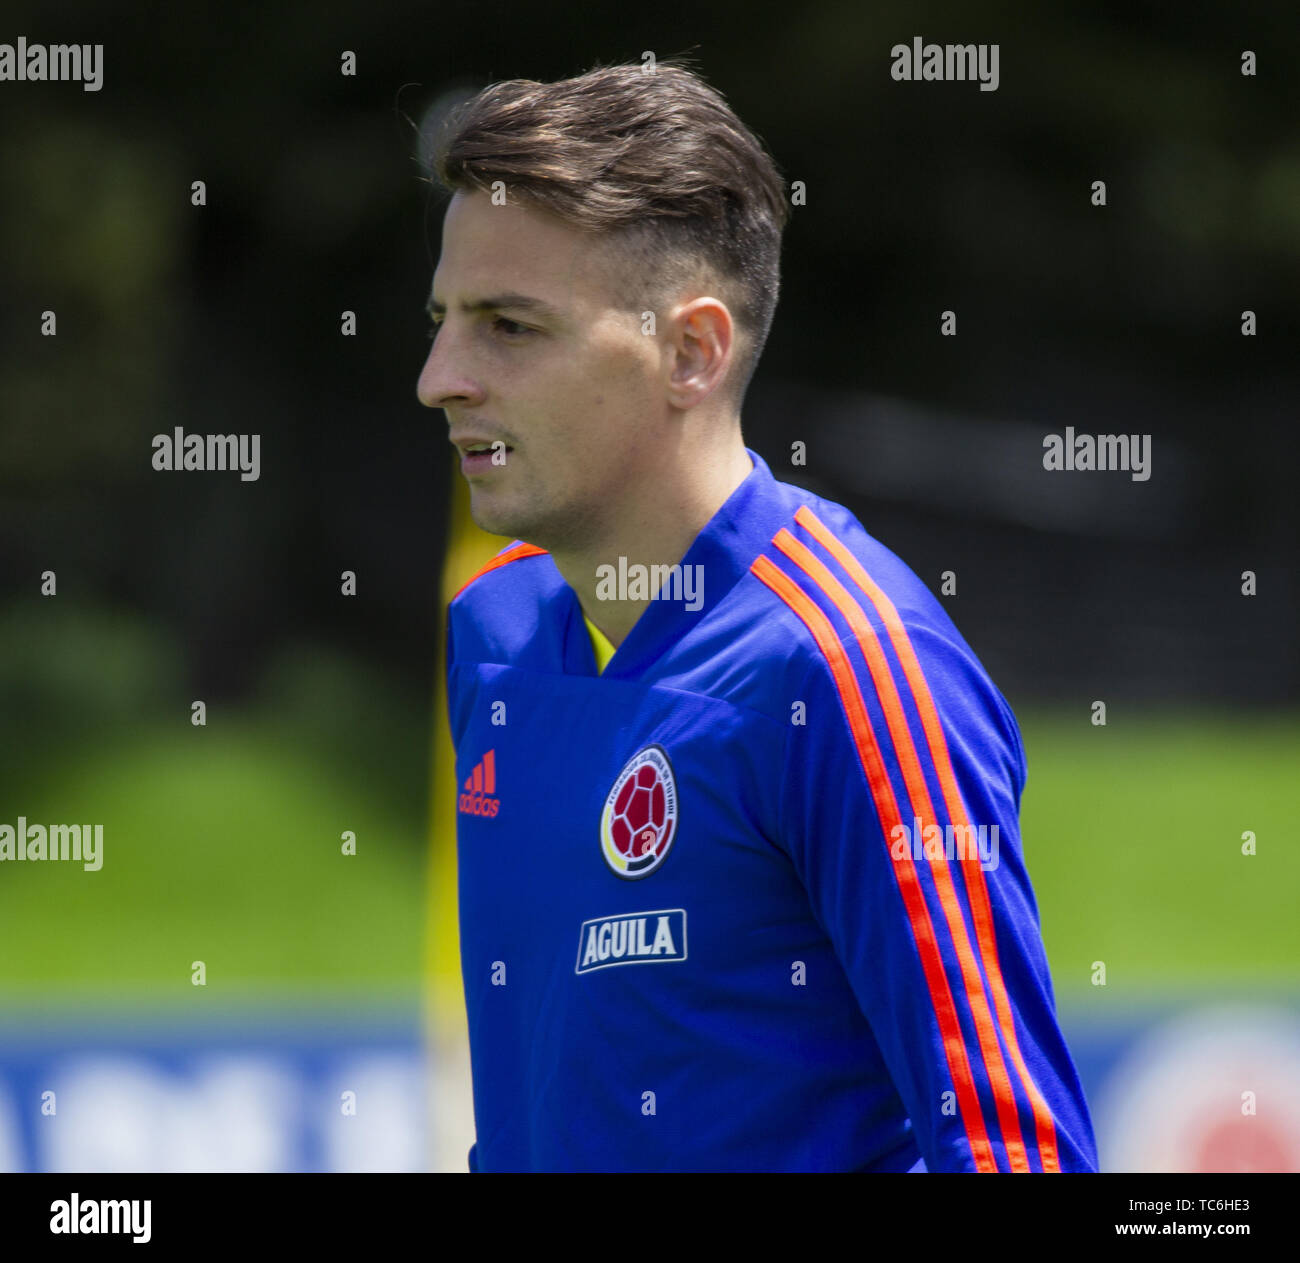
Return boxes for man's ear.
[665,296,733,409]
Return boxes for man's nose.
[416,327,485,409]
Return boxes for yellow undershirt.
[583,612,617,674]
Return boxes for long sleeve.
[780,612,1097,1173]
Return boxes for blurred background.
[0,0,1296,1171]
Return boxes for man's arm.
[780,611,1097,1173]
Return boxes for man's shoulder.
[450,539,559,610]
[749,479,1025,797]
[737,477,968,671]
[650,477,989,726]
[446,540,567,666]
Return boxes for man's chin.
[467,497,535,544]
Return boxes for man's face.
[417,189,664,548]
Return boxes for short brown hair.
[432,58,788,407]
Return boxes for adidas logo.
[458,749,500,817]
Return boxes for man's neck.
[551,439,754,648]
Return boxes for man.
[419,59,1097,1172]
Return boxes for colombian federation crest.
[600,744,678,879]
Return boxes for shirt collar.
[568,447,792,679]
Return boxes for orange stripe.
[773,529,1031,1172]
[451,542,548,601]
[794,505,1062,1172]
[750,554,999,1173]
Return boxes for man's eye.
[425,316,532,341]
[492,316,531,337]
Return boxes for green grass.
[0,705,1293,1004]
[0,719,426,999]
[1018,708,1300,996]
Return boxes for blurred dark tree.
[0,0,1295,712]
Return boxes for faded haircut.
[433,58,788,407]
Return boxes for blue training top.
[446,447,1098,1173]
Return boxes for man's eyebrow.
[425,292,563,320]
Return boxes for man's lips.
[456,439,515,476]
[450,435,515,457]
